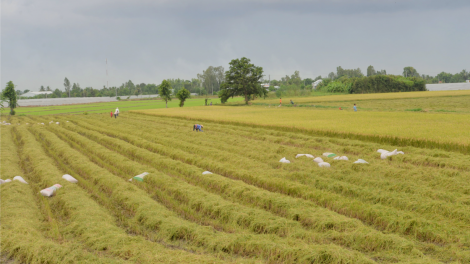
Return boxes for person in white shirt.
[114,108,120,118]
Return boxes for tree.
[64,77,71,97]
[71,83,81,97]
[53,88,62,98]
[218,57,265,104]
[403,67,419,78]
[134,85,142,97]
[46,86,52,91]
[40,85,45,91]
[176,88,191,107]
[197,66,225,95]
[3,81,18,115]
[290,71,302,86]
[367,65,376,77]
[158,80,172,108]
[328,72,336,80]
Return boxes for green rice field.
[12,97,243,116]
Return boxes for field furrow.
[112,114,470,209]
[4,109,470,263]
[14,125,231,263]
[43,122,432,262]
[67,117,468,244]
[51,115,470,262]
[27,123,374,264]
[118,114,470,212]
[1,126,127,264]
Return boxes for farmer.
[210,101,212,106]
[114,107,120,118]
[279,98,282,106]
[290,99,294,105]
[353,104,357,112]
[110,111,113,118]
[193,124,203,132]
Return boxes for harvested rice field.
[2,111,470,263]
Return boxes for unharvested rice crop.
[1,112,470,263]
[134,106,470,154]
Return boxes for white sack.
[333,156,349,161]
[296,154,314,158]
[380,149,400,159]
[5,179,12,182]
[318,162,331,168]
[202,171,213,175]
[40,184,62,197]
[0,179,6,184]
[377,149,389,153]
[62,174,78,183]
[279,157,291,163]
[129,172,149,182]
[56,122,60,125]
[313,157,324,163]
[354,159,369,164]
[13,176,28,184]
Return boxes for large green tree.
[158,80,172,108]
[3,81,18,115]
[176,88,191,107]
[218,57,265,104]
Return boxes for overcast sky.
[2,0,469,91]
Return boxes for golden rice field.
[135,105,470,154]
[2,108,470,263]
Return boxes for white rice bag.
[0,179,6,184]
[62,174,78,183]
[295,154,314,158]
[202,171,213,175]
[333,156,349,161]
[279,157,291,163]
[5,179,12,182]
[354,159,369,164]
[129,172,149,182]
[313,157,324,163]
[40,184,63,197]
[13,176,28,184]
[380,149,398,159]
[318,162,331,168]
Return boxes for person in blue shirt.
[193,124,204,132]
[353,104,357,112]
